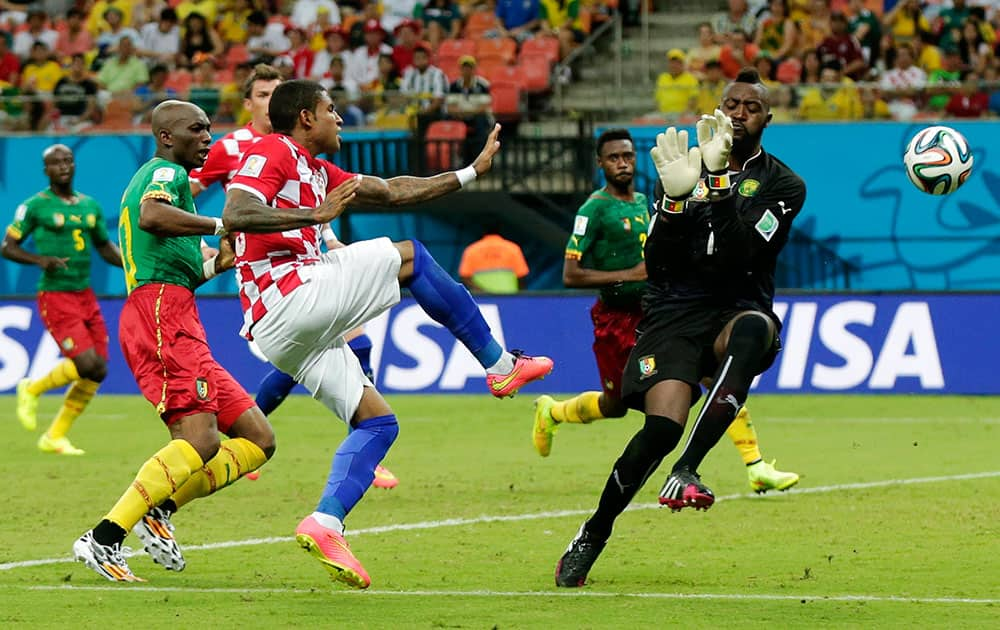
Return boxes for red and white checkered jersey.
[228,133,357,338]
[189,123,266,190]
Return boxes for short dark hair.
[150,63,169,76]
[268,79,328,134]
[160,7,178,21]
[66,8,84,19]
[242,63,282,98]
[248,10,268,26]
[595,128,633,156]
[734,67,763,85]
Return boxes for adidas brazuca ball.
[903,125,974,195]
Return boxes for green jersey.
[5,189,108,292]
[565,189,649,307]
[119,157,202,294]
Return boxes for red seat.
[485,64,521,88]
[475,57,508,82]
[776,58,801,85]
[519,36,560,66]
[436,38,475,60]
[517,54,551,92]
[475,37,517,64]
[464,11,500,39]
[424,120,467,171]
[490,81,521,118]
[225,44,249,70]
[165,70,193,95]
[436,56,461,83]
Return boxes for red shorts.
[591,299,643,399]
[119,283,254,429]
[38,288,109,360]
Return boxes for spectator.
[98,36,149,94]
[246,10,291,63]
[418,0,462,44]
[351,19,392,87]
[20,41,62,92]
[132,63,176,122]
[138,8,181,66]
[540,0,585,60]
[847,0,880,67]
[382,0,420,33]
[218,0,253,46]
[800,48,822,83]
[396,20,429,72]
[945,71,988,117]
[188,54,221,118]
[323,56,365,126]
[446,55,493,153]
[912,30,942,74]
[95,7,141,60]
[859,84,890,119]
[400,43,448,135]
[180,12,224,68]
[496,0,542,43]
[53,53,100,131]
[927,46,963,111]
[285,27,316,78]
[133,0,169,28]
[217,61,253,124]
[712,0,757,44]
[936,0,971,50]
[958,18,992,74]
[693,58,726,115]
[797,0,833,53]
[55,9,95,60]
[13,10,58,60]
[797,59,861,120]
[882,0,930,46]
[312,26,354,80]
[459,227,530,294]
[272,53,296,80]
[687,22,722,79]
[292,0,341,30]
[880,42,926,119]
[175,0,218,24]
[817,11,866,79]
[655,48,698,116]
[309,7,339,50]
[753,50,779,86]
[0,32,20,86]
[719,29,759,78]
[86,0,133,38]
[755,0,798,62]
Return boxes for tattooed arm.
[353,123,502,206]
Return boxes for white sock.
[311,511,345,534]
[486,351,516,375]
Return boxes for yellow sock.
[551,391,605,424]
[169,438,268,510]
[27,358,79,396]
[726,407,763,465]
[104,439,203,531]
[46,379,99,440]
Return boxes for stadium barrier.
[0,293,993,396]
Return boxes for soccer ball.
[903,126,974,195]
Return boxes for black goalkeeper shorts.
[620,303,781,412]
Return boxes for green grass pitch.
[1,393,998,628]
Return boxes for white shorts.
[251,237,402,422]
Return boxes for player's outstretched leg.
[16,358,79,431]
[133,505,185,571]
[658,467,716,511]
[728,406,800,493]
[401,240,552,398]
[255,368,297,416]
[296,413,398,588]
[533,391,621,457]
[73,530,145,582]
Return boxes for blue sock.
[405,240,502,368]
[317,414,399,519]
[255,368,297,416]
[348,333,374,385]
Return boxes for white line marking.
[763,417,1000,425]
[17,585,1000,605]
[2,471,998,573]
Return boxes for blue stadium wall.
[2,121,1000,294]
[0,294,995,396]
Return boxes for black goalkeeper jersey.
[645,148,806,318]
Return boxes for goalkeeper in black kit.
[555,68,807,588]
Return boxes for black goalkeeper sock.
[585,415,684,540]
[93,519,127,546]
[673,315,773,473]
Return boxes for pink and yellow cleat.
[295,515,371,589]
[372,464,399,489]
[487,351,554,399]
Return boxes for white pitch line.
[2,470,998,572]
[19,585,1000,606]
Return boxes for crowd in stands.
[0,0,617,134]
[656,0,1000,121]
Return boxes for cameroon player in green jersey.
[531,129,799,495]
[2,144,122,455]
